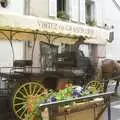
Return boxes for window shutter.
[96,1,103,26]
[70,0,79,22]
[79,0,85,23]
[49,0,57,17]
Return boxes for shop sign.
[38,19,109,40]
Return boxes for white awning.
[0,12,111,44]
[84,39,107,44]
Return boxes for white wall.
[30,0,49,17]
[0,41,24,67]
[95,0,104,26]
[0,0,24,67]
[103,0,120,60]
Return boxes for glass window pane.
[57,0,66,12]
[86,1,95,21]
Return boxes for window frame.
[57,0,70,20]
[85,1,95,23]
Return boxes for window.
[57,0,69,20]
[85,0,95,25]
[57,0,66,12]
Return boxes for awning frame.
[0,28,81,63]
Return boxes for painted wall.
[0,0,24,67]
[103,0,120,60]
[0,41,24,67]
[30,0,49,17]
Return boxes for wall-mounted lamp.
[108,31,114,43]
[0,0,8,8]
[104,24,115,29]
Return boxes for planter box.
[50,98,104,120]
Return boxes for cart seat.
[13,60,32,67]
[11,60,33,73]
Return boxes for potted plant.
[86,19,96,26]
[57,11,69,21]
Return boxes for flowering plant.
[24,81,103,120]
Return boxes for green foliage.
[80,89,92,96]
[55,87,73,101]
[24,81,103,120]
[57,11,69,20]
[86,19,96,26]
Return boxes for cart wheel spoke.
[19,91,26,98]
[20,106,28,118]
[35,87,42,96]
[23,86,29,96]
[14,102,27,106]
[40,91,47,96]
[32,84,37,95]
[86,80,103,93]
[16,104,26,113]
[13,82,46,120]
[29,83,32,95]
[15,97,26,101]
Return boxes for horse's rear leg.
[104,80,109,92]
[115,80,119,95]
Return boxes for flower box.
[42,98,104,120]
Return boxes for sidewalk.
[104,100,120,120]
[104,81,120,120]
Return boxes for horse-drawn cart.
[0,12,111,120]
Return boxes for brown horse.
[96,59,120,94]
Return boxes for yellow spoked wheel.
[86,81,104,93]
[12,82,47,120]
